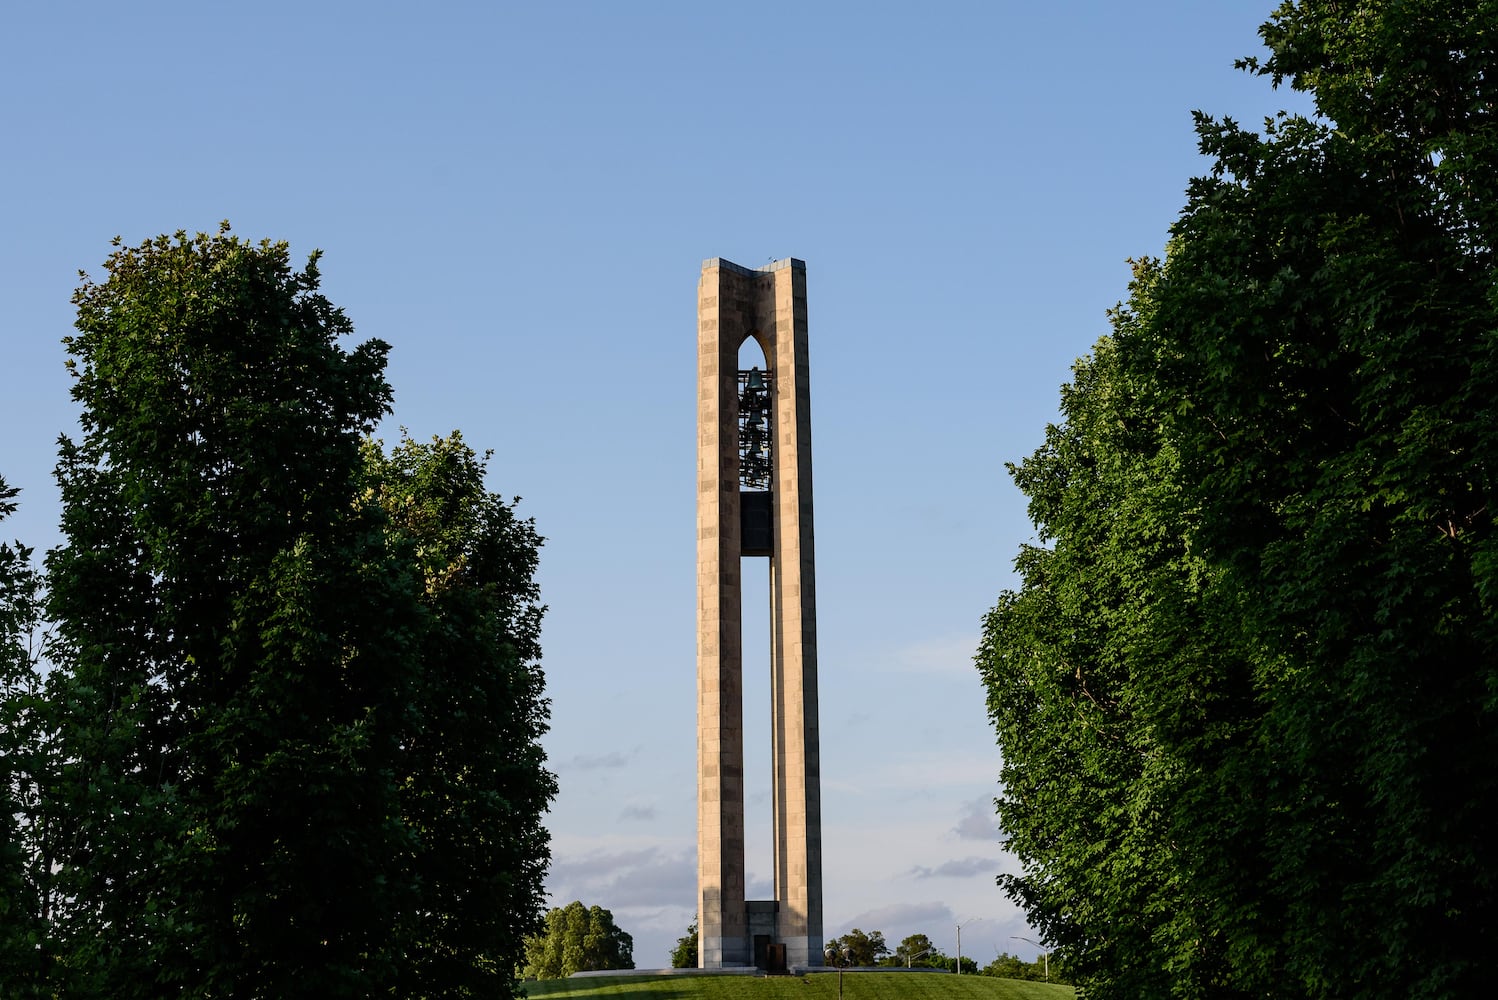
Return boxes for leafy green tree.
[1155,2,1498,994]
[981,268,1224,997]
[982,952,1030,981]
[669,916,698,969]
[523,901,635,979]
[981,2,1498,997]
[826,928,888,967]
[46,225,402,996]
[929,953,977,976]
[982,950,1066,984]
[363,431,555,998]
[884,932,938,968]
[44,226,554,999]
[0,477,49,996]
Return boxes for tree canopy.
[669,916,699,969]
[979,2,1498,997]
[885,932,939,968]
[30,225,554,998]
[362,431,555,998]
[0,476,47,997]
[523,901,635,979]
[826,927,889,967]
[982,951,1063,984]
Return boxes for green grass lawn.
[521,971,1075,1000]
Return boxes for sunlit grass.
[521,971,1075,999]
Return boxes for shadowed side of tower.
[696,257,823,970]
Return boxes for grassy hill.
[521,971,1075,1000]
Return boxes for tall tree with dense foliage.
[826,927,889,966]
[982,268,1231,997]
[43,225,554,998]
[885,932,939,968]
[363,431,555,997]
[669,916,699,969]
[0,477,49,997]
[523,901,635,979]
[980,2,1498,997]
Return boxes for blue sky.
[2,1,1311,969]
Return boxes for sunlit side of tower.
[696,257,823,970]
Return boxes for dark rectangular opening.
[741,491,773,556]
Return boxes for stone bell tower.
[696,256,823,970]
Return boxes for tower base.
[699,901,823,970]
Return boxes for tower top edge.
[702,257,805,276]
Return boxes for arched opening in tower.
[738,333,775,901]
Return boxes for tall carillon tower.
[695,256,823,970]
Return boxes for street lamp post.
[955,918,985,976]
[825,943,848,1000]
[1011,935,1049,983]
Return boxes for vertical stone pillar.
[696,260,747,967]
[697,257,823,969]
[767,261,823,969]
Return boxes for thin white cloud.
[876,752,999,792]
[953,799,1000,842]
[609,904,699,967]
[837,900,953,936]
[746,871,774,900]
[602,852,696,906]
[564,747,639,771]
[909,856,1001,879]
[552,846,660,881]
[619,804,657,821]
[547,845,695,909]
[880,634,980,677]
